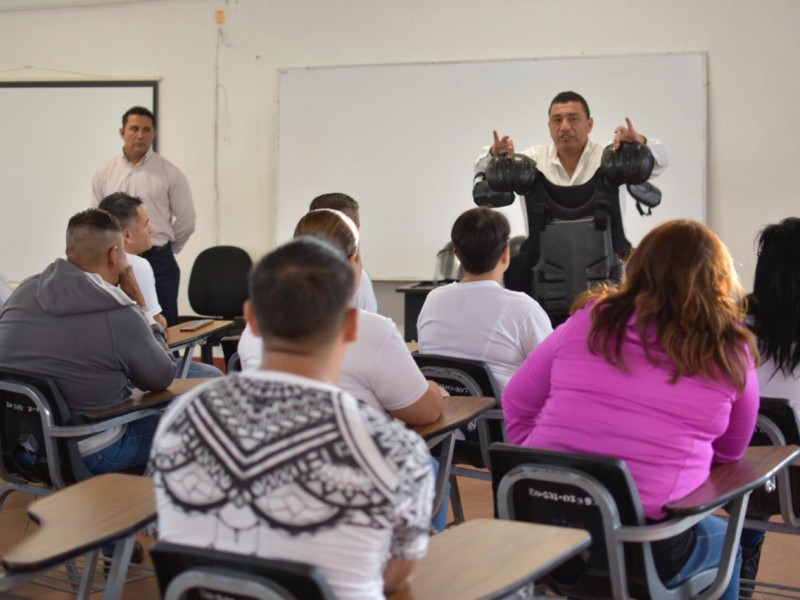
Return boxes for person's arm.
[612,117,669,176]
[712,352,760,463]
[519,301,554,357]
[502,323,563,445]
[118,265,147,309]
[115,309,176,392]
[474,130,516,174]
[389,380,446,426]
[383,559,419,595]
[168,168,196,254]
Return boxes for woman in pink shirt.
[503,219,759,600]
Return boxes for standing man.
[475,91,668,194]
[92,106,196,325]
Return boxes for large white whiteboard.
[278,53,706,280]
[0,82,157,282]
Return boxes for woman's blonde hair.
[578,219,756,391]
[293,209,359,258]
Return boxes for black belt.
[143,242,172,255]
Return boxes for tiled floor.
[0,475,799,598]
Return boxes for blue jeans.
[82,414,162,475]
[184,360,224,378]
[142,243,180,326]
[430,457,450,531]
[665,515,741,600]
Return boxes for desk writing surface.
[166,319,233,349]
[390,519,590,600]
[82,377,214,421]
[410,396,494,441]
[666,445,800,516]
[2,474,156,572]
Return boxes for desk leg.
[76,549,100,599]
[103,535,135,600]
[175,343,196,378]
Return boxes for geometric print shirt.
[150,371,434,600]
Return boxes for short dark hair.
[66,208,122,262]
[309,193,360,224]
[98,193,143,229]
[750,217,800,376]
[450,207,510,274]
[549,91,591,119]
[294,210,359,258]
[122,106,156,129]
[249,236,355,348]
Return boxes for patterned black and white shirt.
[150,371,434,600]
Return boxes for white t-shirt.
[354,268,378,313]
[238,311,428,415]
[151,372,433,600]
[128,253,162,318]
[417,280,552,390]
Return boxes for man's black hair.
[249,236,354,347]
[549,91,591,119]
[451,207,510,275]
[98,193,143,229]
[122,106,156,128]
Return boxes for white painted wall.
[0,0,797,316]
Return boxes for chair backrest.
[188,246,253,319]
[413,353,502,469]
[0,370,92,489]
[412,353,500,400]
[490,442,655,599]
[747,396,800,523]
[151,541,336,600]
[227,351,242,373]
[531,217,622,325]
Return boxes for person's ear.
[342,307,358,343]
[244,300,262,338]
[587,117,594,133]
[501,243,511,264]
[119,126,125,139]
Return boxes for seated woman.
[740,216,800,585]
[503,219,759,600]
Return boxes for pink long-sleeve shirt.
[502,305,759,520]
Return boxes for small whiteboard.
[278,53,706,280]
[0,81,157,282]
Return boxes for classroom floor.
[0,475,799,599]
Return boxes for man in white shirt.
[418,208,552,390]
[92,106,196,326]
[98,192,166,329]
[151,236,433,600]
[99,193,222,378]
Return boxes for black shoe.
[739,536,765,599]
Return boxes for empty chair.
[181,245,252,363]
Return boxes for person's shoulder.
[357,308,400,339]
[93,152,123,175]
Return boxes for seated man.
[0,209,176,474]
[309,192,378,312]
[151,236,434,600]
[98,192,222,378]
[239,209,445,426]
[417,207,553,390]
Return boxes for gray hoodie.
[0,258,175,414]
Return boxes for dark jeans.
[82,414,161,475]
[142,242,180,326]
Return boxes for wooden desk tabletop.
[390,519,590,600]
[410,396,495,441]
[2,474,156,572]
[166,319,233,349]
[82,377,214,421]
[666,445,800,516]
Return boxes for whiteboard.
[0,81,157,282]
[277,53,706,280]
